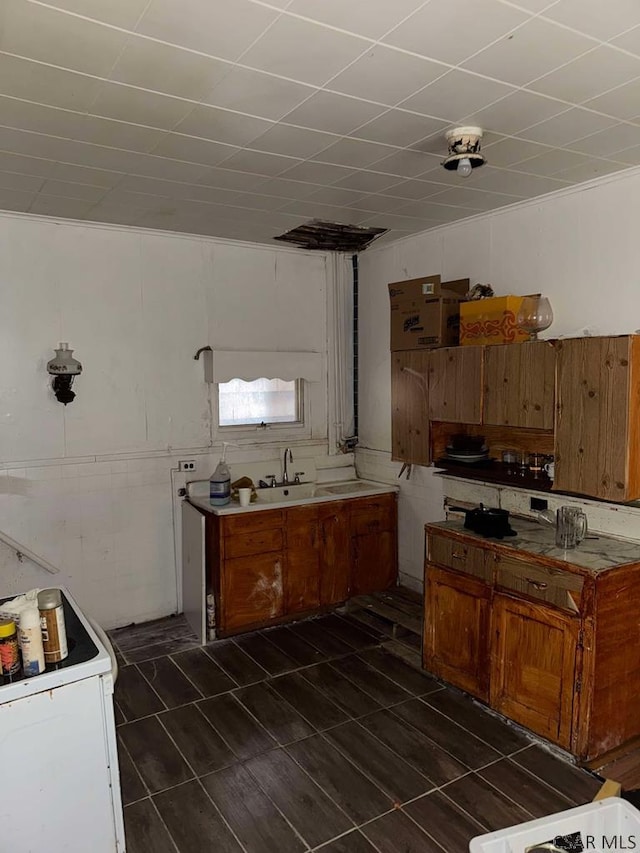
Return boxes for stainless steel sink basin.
[254,482,316,503]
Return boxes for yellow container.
[460,296,531,346]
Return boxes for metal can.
[0,618,21,678]
[38,589,68,663]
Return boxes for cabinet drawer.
[428,533,492,583]
[494,553,583,613]
[222,509,284,537]
[225,527,283,560]
[350,498,394,536]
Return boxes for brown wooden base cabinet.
[204,493,398,637]
[424,524,640,761]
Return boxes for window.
[218,378,301,428]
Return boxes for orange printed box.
[460,296,531,346]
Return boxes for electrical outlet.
[179,460,196,472]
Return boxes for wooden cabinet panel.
[554,336,631,502]
[490,594,578,749]
[350,497,394,537]
[319,504,350,606]
[484,341,555,429]
[351,530,396,596]
[424,564,490,701]
[221,552,284,632]
[428,346,483,424]
[494,553,583,613]
[428,533,492,583]
[224,527,283,560]
[391,350,430,465]
[222,509,284,536]
[285,506,320,614]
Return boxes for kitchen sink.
[254,482,316,503]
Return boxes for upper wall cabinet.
[554,336,640,502]
[428,346,483,424]
[391,351,430,465]
[484,341,556,430]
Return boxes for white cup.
[543,461,555,481]
[238,487,252,507]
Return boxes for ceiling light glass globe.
[457,157,473,177]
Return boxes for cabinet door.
[391,350,430,465]
[351,530,396,596]
[220,552,284,632]
[490,594,578,749]
[424,564,490,701]
[428,346,483,423]
[554,336,631,501]
[285,506,320,614]
[484,341,555,429]
[319,504,350,606]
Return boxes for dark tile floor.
[109,609,602,853]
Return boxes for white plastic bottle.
[209,443,231,506]
[18,605,46,677]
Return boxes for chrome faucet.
[282,447,293,484]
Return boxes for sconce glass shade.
[47,343,82,405]
[516,296,554,341]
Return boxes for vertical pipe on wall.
[352,254,359,443]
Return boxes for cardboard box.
[460,296,531,346]
[390,296,462,351]
[388,275,469,302]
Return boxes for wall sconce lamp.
[442,126,485,177]
[47,343,82,405]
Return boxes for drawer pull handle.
[527,578,548,591]
[452,552,466,560]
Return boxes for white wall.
[357,166,640,588]
[0,212,330,627]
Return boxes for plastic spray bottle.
[210,443,231,506]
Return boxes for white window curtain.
[329,254,355,450]
[211,350,323,383]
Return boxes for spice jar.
[38,588,68,663]
[0,618,21,679]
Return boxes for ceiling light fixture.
[442,126,485,178]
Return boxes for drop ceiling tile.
[0,187,37,212]
[482,137,552,166]
[117,175,243,204]
[0,54,102,111]
[30,194,95,218]
[196,167,270,191]
[0,170,44,193]
[173,106,272,146]
[136,0,280,61]
[281,91,385,134]
[522,108,618,145]
[277,198,369,222]
[109,38,232,101]
[383,0,529,64]
[377,179,445,199]
[240,15,369,86]
[400,70,515,122]
[286,0,426,39]
[366,212,441,230]
[38,179,107,201]
[569,123,640,156]
[428,186,520,209]
[217,149,300,176]
[554,159,630,180]
[391,199,477,221]
[90,83,196,130]
[0,0,129,76]
[529,46,640,104]
[245,177,316,199]
[345,194,406,212]
[279,160,356,183]
[304,185,366,205]
[584,78,640,120]
[463,91,569,135]
[50,162,124,187]
[0,152,57,179]
[249,124,337,158]
[334,170,410,191]
[370,148,441,178]
[471,166,570,195]
[609,143,640,165]
[203,67,313,121]
[463,18,594,87]
[87,150,210,182]
[350,111,448,147]
[222,192,290,211]
[542,0,640,41]
[313,137,397,168]
[611,25,640,56]
[515,148,592,175]
[150,134,237,166]
[328,46,446,107]
[40,0,150,28]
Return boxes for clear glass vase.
[516,295,553,340]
